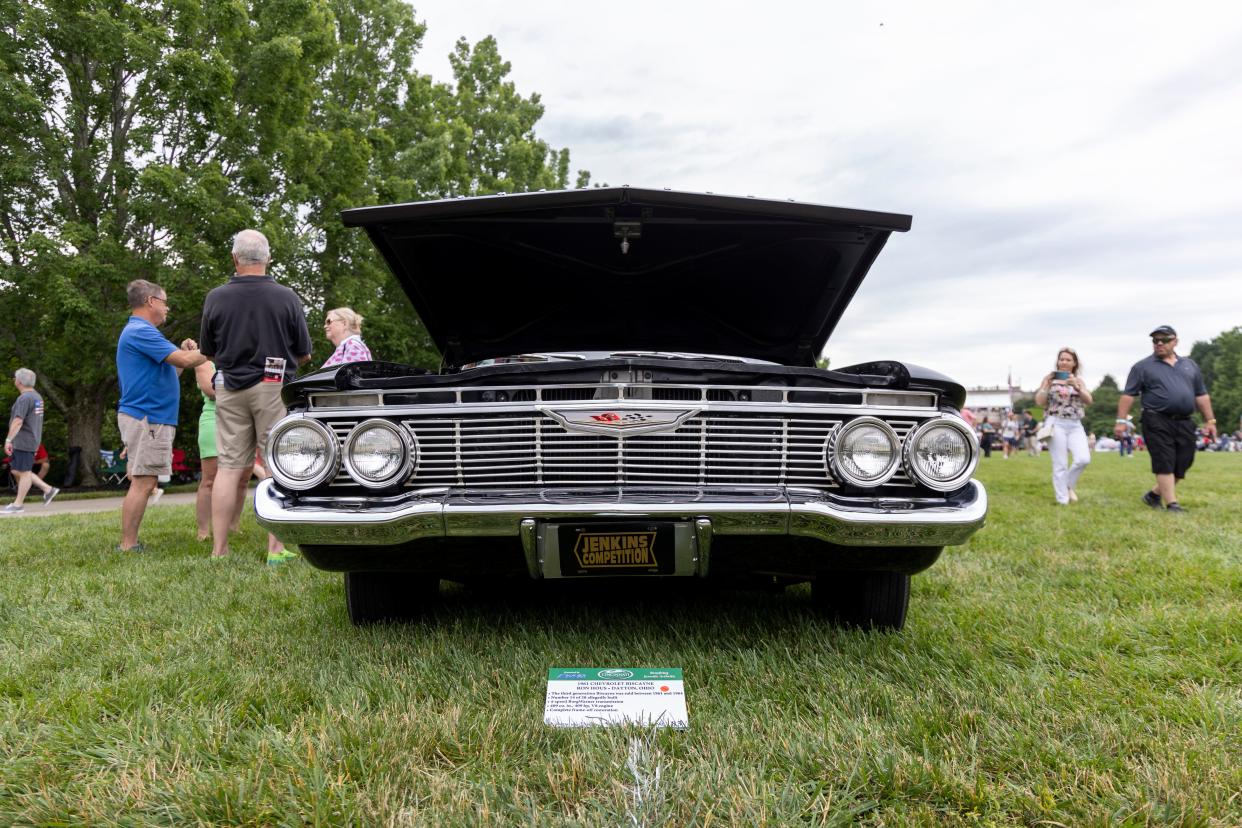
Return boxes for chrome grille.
[325,415,918,489]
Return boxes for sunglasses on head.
[1152,337,1174,344]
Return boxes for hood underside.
[341,187,911,367]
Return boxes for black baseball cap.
[1149,325,1177,338]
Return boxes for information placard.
[544,668,688,729]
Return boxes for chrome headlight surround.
[902,415,979,492]
[267,416,339,490]
[826,416,901,487]
[342,418,415,490]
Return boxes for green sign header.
[548,667,683,681]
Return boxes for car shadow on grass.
[354,577,904,652]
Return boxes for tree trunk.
[66,393,108,488]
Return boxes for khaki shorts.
[215,382,287,469]
[118,412,176,477]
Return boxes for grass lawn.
[1,453,1238,826]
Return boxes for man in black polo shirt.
[1116,325,1217,513]
[200,229,313,561]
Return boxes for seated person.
[33,443,50,481]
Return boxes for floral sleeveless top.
[1046,382,1085,420]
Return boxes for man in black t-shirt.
[200,229,312,561]
[1116,325,1216,513]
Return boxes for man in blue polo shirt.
[1116,325,1217,513]
[115,279,207,551]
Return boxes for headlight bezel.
[902,415,979,492]
[827,416,902,487]
[267,416,339,490]
[342,417,415,489]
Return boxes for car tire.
[812,571,910,630]
[344,571,440,625]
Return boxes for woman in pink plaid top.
[322,307,374,367]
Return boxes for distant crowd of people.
[4,229,375,563]
[965,327,1221,513]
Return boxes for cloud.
[412,0,1242,389]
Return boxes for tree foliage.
[0,0,586,483]
[1190,327,1242,435]
[1083,373,1138,438]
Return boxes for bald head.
[231,229,271,267]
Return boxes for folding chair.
[170,448,197,483]
[98,449,128,487]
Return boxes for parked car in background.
[255,187,987,629]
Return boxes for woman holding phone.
[1035,347,1093,504]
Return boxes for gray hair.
[327,307,363,334]
[127,279,165,309]
[232,229,271,265]
[14,368,36,387]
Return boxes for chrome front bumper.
[254,479,987,550]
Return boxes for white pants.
[1050,417,1090,504]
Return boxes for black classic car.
[255,187,987,629]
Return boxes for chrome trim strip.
[255,479,987,549]
[306,383,939,414]
[308,399,940,418]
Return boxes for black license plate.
[558,523,677,576]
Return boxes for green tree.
[287,31,590,370]
[1084,373,1149,438]
[440,36,585,196]
[278,0,438,369]
[0,0,335,483]
[1,3,589,484]
[1190,327,1242,436]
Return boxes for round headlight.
[343,418,413,489]
[903,416,978,491]
[828,417,900,487]
[268,417,338,490]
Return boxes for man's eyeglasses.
[1152,337,1174,344]
[149,295,168,307]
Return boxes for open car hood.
[341,187,911,367]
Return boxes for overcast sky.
[411,1,1241,390]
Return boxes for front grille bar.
[323,414,919,491]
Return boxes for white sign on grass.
[544,668,688,729]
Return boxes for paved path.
[1,491,201,518]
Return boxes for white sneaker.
[148,488,164,505]
[2,503,24,514]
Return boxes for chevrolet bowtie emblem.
[544,407,699,435]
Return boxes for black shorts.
[1142,410,1196,478]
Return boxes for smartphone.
[1053,370,1070,380]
